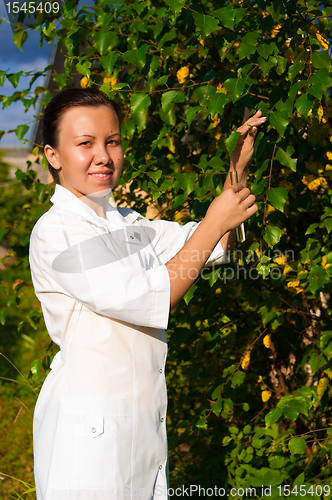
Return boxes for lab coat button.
[160,417,164,423]
[159,465,163,470]
[159,368,163,374]
[130,235,134,239]
[91,428,96,433]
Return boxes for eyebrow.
[73,133,121,139]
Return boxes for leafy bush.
[1,0,332,498]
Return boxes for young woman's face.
[46,105,124,197]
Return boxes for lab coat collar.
[50,184,141,227]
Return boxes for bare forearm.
[165,218,223,310]
[220,167,248,253]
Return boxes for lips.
[89,171,112,180]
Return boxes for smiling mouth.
[89,173,112,180]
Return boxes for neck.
[80,189,112,219]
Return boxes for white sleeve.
[135,217,229,266]
[29,211,170,330]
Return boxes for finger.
[230,182,244,193]
[241,193,256,207]
[243,203,259,220]
[238,187,251,201]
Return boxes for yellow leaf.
[216,83,227,94]
[212,116,220,127]
[271,24,282,37]
[12,279,23,290]
[261,390,272,402]
[257,375,263,383]
[322,256,331,269]
[327,152,332,161]
[263,334,271,349]
[317,377,328,400]
[103,76,117,86]
[279,180,293,191]
[283,264,294,275]
[275,254,286,266]
[319,177,329,190]
[315,32,329,51]
[241,351,251,370]
[80,76,89,88]
[177,66,190,84]
[317,106,324,122]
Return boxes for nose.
[94,143,112,165]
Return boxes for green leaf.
[7,71,23,88]
[295,93,314,118]
[30,359,41,379]
[177,172,197,197]
[185,106,200,127]
[76,60,91,79]
[41,155,48,170]
[207,92,228,118]
[147,170,162,184]
[213,6,235,29]
[184,285,197,305]
[311,51,332,70]
[288,437,306,454]
[163,0,185,13]
[283,404,299,422]
[193,12,219,39]
[230,370,245,388]
[130,93,151,132]
[13,30,28,51]
[94,31,116,56]
[161,90,184,114]
[267,187,288,212]
[265,407,283,427]
[223,78,246,102]
[130,93,151,115]
[275,146,297,172]
[53,73,68,90]
[100,53,119,76]
[309,68,332,88]
[123,44,148,71]
[238,32,260,60]
[270,110,288,137]
[263,226,282,247]
[225,131,241,154]
[0,309,7,326]
[15,125,29,142]
[257,42,278,59]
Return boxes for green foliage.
[1,0,332,497]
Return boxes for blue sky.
[0,2,53,147]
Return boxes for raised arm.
[220,108,266,254]
[165,182,258,309]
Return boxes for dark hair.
[42,88,121,184]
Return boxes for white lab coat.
[29,184,227,500]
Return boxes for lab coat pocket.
[72,414,116,489]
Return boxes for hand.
[204,183,258,236]
[230,108,266,173]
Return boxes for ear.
[44,144,61,170]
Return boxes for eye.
[107,139,121,146]
[80,141,91,146]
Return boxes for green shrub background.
[1,0,332,498]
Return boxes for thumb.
[248,126,258,139]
